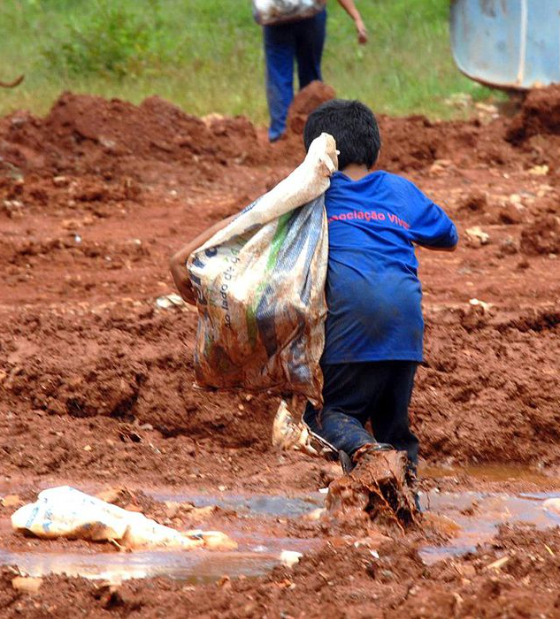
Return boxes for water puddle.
[420,490,560,564]
[417,464,560,562]
[0,534,317,584]
[148,490,324,518]
[0,490,322,583]
[420,463,560,486]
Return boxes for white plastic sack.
[11,486,236,550]
[252,0,326,25]
[188,133,337,406]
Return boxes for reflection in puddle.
[148,491,324,518]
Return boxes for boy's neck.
[340,163,372,181]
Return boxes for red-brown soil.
[2,525,560,618]
[1,88,560,618]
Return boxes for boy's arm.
[336,0,368,43]
[413,218,459,252]
[170,214,236,305]
[401,179,459,252]
[417,241,458,252]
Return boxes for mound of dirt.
[507,84,560,144]
[378,114,525,171]
[0,88,542,183]
[0,92,263,176]
[287,80,336,134]
[284,84,519,172]
[0,306,277,459]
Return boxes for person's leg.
[369,361,420,470]
[263,23,295,141]
[304,362,382,457]
[294,9,327,89]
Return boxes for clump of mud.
[457,190,487,215]
[326,450,419,532]
[520,215,560,255]
[287,80,336,134]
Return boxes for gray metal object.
[450,0,560,90]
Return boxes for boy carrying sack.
[171,100,458,524]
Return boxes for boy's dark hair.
[303,99,381,171]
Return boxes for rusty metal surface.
[450,0,560,90]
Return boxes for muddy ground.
[0,85,560,618]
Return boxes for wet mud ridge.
[0,84,560,617]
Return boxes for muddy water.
[0,491,323,584]
[148,490,324,518]
[420,490,560,563]
[0,535,316,584]
[421,463,560,486]
[2,466,560,582]
[419,464,560,562]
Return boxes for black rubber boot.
[338,450,354,474]
[352,442,394,466]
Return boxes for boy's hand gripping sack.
[188,134,337,406]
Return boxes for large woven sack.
[188,133,337,406]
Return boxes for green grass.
[0,0,501,123]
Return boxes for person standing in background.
[256,0,368,142]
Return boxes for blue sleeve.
[400,179,458,248]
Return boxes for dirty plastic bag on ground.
[252,0,327,25]
[188,133,337,406]
[11,486,236,551]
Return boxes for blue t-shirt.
[323,170,458,364]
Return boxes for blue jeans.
[264,9,327,141]
[304,361,420,467]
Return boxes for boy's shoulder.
[379,171,417,191]
[373,171,423,202]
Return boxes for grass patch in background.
[42,1,164,78]
[0,0,501,123]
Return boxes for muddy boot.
[338,450,353,474]
[406,469,422,513]
[327,446,420,531]
[353,442,395,461]
[339,442,393,475]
